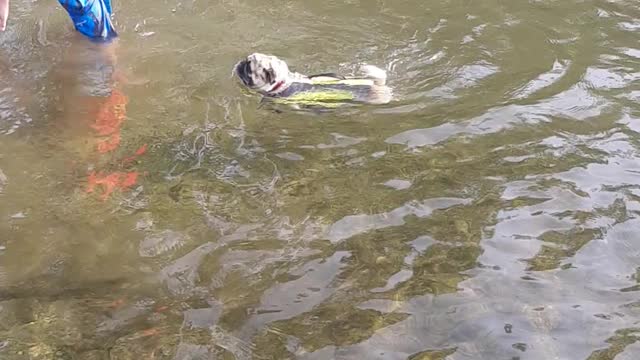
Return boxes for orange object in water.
[121,172,138,188]
[84,81,147,200]
[85,86,146,200]
[97,133,121,153]
[92,89,128,153]
[140,328,160,337]
[122,144,148,164]
[87,170,140,200]
[135,144,148,156]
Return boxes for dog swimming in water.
[234,53,392,109]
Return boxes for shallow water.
[1,0,640,359]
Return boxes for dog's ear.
[235,60,254,86]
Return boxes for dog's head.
[234,53,291,95]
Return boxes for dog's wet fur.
[234,53,391,105]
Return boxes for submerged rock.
[139,230,188,257]
[382,179,412,190]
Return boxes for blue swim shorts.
[58,0,118,41]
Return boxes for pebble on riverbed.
[10,212,26,220]
[0,168,6,194]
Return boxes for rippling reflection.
[1,0,640,359]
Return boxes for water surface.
[1,0,640,359]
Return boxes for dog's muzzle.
[235,60,254,87]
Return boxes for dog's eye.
[263,69,273,84]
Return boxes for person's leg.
[57,36,143,200]
[103,0,112,14]
[58,0,117,41]
[56,1,144,200]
